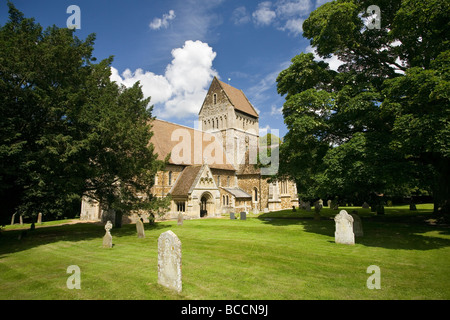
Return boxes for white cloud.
[270,105,283,116]
[231,6,251,25]
[278,18,304,36]
[149,10,176,30]
[252,2,277,26]
[275,0,311,17]
[110,67,173,104]
[111,40,218,119]
[247,1,312,35]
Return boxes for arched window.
[253,187,258,202]
[213,93,217,104]
[168,171,173,185]
[223,195,226,205]
[226,195,229,206]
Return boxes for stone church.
[80,77,298,222]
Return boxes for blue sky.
[1,0,335,138]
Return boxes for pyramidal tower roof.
[202,77,259,118]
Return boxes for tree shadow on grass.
[0,221,170,258]
[258,211,450,251]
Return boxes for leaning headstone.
[362,202,370,209]
[350,213,363,237]
[409,203,417,211]
[103,221,113,248]
[158,230,182,293]
[11,213,16,225]
[136,219,145,238]
[230,212,235,220]
[334,210,355,245]
[240,212,247,220]
[327,200,332,207]
[37,212,42,224]
[177,212,183,226]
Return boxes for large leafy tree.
[0,3,165,225]
[277,0,449,213]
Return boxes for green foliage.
[277,0,450,212]
[0,3,164,223]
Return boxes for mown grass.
[0,204,449,300]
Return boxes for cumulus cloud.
[149,10,176,30]
[111,40,218,119]
[252,2,277,26]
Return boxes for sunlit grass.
[0,204,449,300]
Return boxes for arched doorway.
[200,192,214,217]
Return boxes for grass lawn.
[0,204,449,300]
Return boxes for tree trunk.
[433,157,450,214]
[115,210,123,228]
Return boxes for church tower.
[198,77,259,169]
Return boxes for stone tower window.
[213,93,217,104]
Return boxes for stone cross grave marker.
[334,210,355,245]
[158,230,182,293]
[136,219,145,238]
[103,221,113,248]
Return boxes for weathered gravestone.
[314,200,323,220]
[136,219,145,238]
[304,202,311,211]
[350,213,363,237]
[158,230,182,293]
[362,202,370,209]
[240,212,246,220]
[327,200,332,207]
[177,212,183,226]
[37,212,42,224]
[230,212,235,220]
[334,210,355,245]
[103,221,113,248]
[11,213,16,225]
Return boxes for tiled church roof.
[150,119,235,171]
